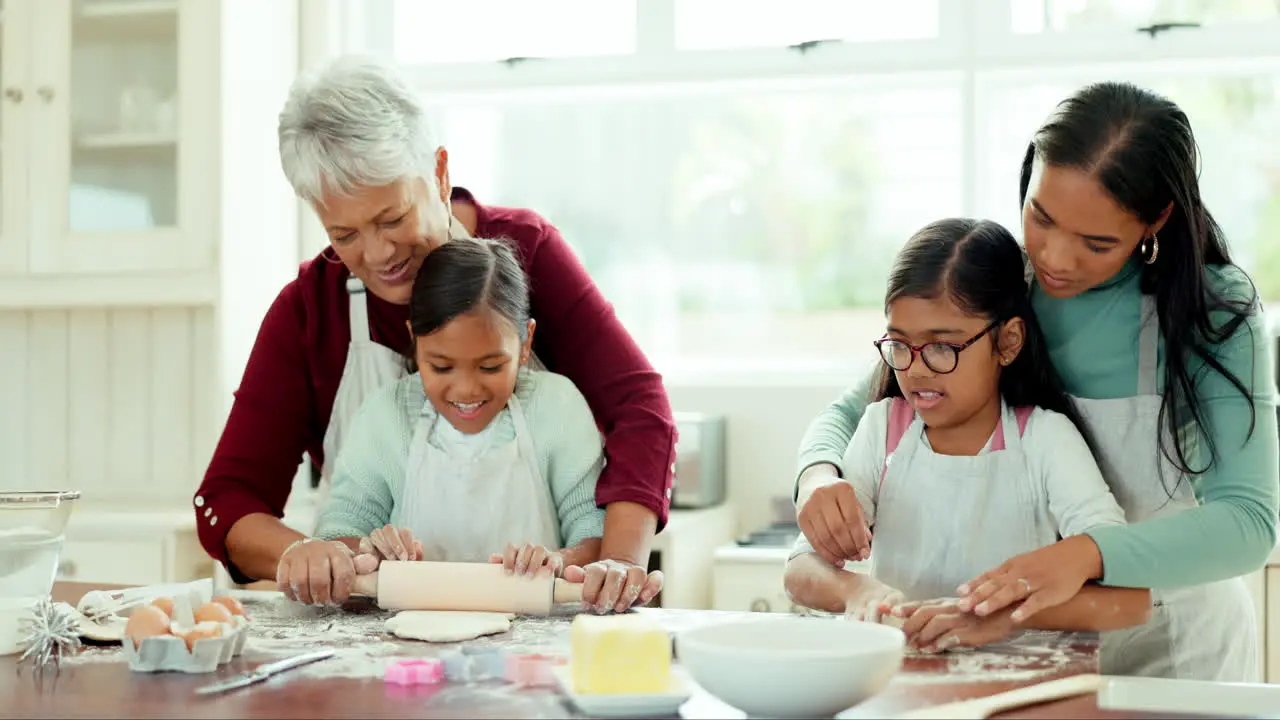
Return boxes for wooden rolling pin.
[351,561,584,615]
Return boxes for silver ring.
[1017,578,1031,593]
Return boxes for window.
[391,0,636,65]
[430,80,964,373]
[1011,0,1280,34]
[323,0,1280,379]
[976,69,1280,299]
[674,0,940,50]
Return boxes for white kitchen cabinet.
[56,509,212,586]
[0,0,220,303]
[712,546,801,613]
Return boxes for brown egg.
[194,602,234,625]
[178,622,223,651]
[210,595,247,618]
[125,605,173,649]
[151,597,175,617]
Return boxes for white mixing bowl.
[0,491,81,656]
[676,615,905,718]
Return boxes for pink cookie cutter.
[503,653,567,687]
[385,658,445,685]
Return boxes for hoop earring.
[322,246,344,265]
[1141,234,1159,265]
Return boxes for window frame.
[358,0,1280,90]
[308,0,1280,382]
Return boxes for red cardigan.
[194,188,676,574]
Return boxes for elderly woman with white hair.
[191,56,674,612]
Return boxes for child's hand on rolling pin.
[488,542,564,577]
[359,524,425,563]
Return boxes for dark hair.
[877,218,1093,447]
[407,237,530,365]
[1019,81,1259,484]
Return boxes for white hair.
[278,55,438,206]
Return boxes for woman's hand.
[276,537,359,606]
[796,467,872,567]
[358,524,424,564]
[562,560,663,614]
[488,542,564,577]
[893,598,1016,653]
[843,581,904,623]
[956,534,1104,622]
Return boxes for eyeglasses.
[872,321,999,375]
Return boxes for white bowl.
[676,616,904,718]
[0,492,81,601]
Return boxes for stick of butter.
[570,613,671,694]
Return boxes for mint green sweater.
[797,261,1279,589]
[315,369,607,548]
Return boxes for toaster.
[671,412,727,509]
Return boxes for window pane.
[392,0,635,64]
[976,73,1280,302]
[428,82,963,373]
[1011,0,1280,34]
[676,0,939,50]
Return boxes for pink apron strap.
[879,397,916,493]
[1015,405,1033,435]
[989,406,1035,451]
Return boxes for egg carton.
[123,616,250,674]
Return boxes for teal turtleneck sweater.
[796,261,1279,589]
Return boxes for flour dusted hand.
[359,524,425,564]
[892,598,1015,653]
[563,560,663,614]
[843,581,903,624]
[488,542,563,577]
[276,537,358,606]
[956,534,1103,623]
[796,476,873,566]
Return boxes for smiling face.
[885,294,1023,451]
[314,152,454,305]
[412,309,535,434]
[1022,160,1169,299]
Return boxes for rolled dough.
[385,611,515,643]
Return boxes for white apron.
[312,220,484,528]
[308,276,413,532]
[394,393,561,562]
[1079,293,1257,681]
[872,400,1059,601]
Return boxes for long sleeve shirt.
[194,188,676,577]
[314,370,607,549]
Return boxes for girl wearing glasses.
[783,218,1153,654]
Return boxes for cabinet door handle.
[36,86,53,102]
[4,87,22,103]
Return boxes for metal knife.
[194,649,336,696]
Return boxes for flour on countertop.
[58,596,575,681]
[896,630,1087,684]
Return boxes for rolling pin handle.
[552,578,584,605]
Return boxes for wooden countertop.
[0,582,1184,719]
